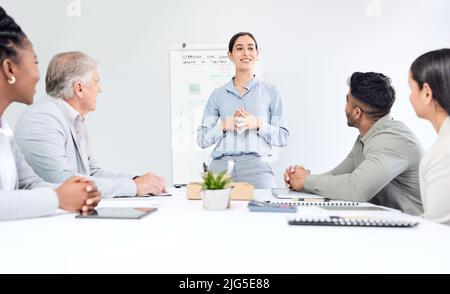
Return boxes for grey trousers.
[208,154,276,189]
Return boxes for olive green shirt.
[304,115,424,215]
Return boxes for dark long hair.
[411,49,450,114]
[228,32,258,53]
[0,6,28,64]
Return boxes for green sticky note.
[189,83,200,95]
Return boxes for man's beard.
[346,111,357,127]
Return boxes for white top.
[0,117,18,191]
[0,116,58,221]
[420,116,450,225]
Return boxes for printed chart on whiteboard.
[169,46,234,185]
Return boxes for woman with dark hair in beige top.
[409,48,450,225]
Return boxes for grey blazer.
[0,137,58,221]
[15,95,137,198]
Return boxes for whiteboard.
[169,45,263,185]
[169,45,235,185]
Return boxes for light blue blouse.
[197,77,289,159]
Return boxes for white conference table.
[1,188,450,274]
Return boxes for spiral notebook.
[271,189,359,206]
[288,216,419,228]
[269,200,360,207]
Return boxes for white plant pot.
[201,189,230,211]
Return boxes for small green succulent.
[201,170,231,190]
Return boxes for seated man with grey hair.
[15,51,166,197]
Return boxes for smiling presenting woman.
[197,32,289,188]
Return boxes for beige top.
[420,116,450,225]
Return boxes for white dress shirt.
[55,99,91,173]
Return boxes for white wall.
[2,0,449,187]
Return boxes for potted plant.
[201,170,232,210]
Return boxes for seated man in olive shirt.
[284,72,424,215]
